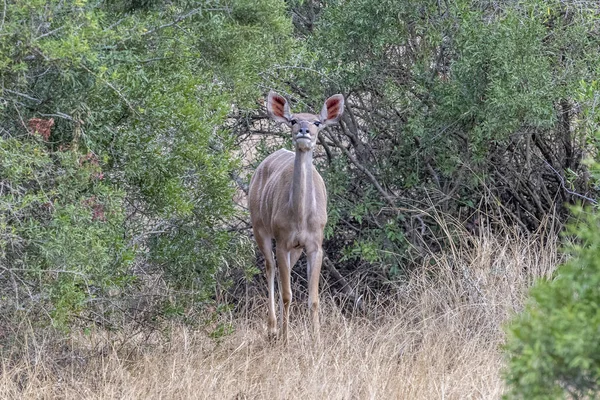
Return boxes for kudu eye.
[314,121,321,127]
[290,119,298,125]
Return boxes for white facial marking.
[296,138,313,151]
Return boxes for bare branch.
[3,88,42,104]
[35,26,65,40]
[542,159,597,205]
[325,128,396,208]
[40,112,76,121]
[0,0,6,32]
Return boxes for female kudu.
[249,91,344,342]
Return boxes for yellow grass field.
[1,225,560,399]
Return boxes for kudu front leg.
[276,246,293,343]
[306,246,323,339]
[255,233,277,338]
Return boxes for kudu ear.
[267,91,292,126]
[319,94,345,126]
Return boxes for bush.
[246,0,600,284]
[0,136,131,328]
[504,208,600,399]
[0,0,294,331]
[504,79,600,399]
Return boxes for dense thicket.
[1,0,600,349]
[236,0,600,289]
[1,0,293,330]
[504,85,600,399]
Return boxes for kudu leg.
[255,233,277,338]
[289,248,303,272]
[306,247,323,339]
[276,246,293,342]
[276,248,302,341]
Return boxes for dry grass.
[1,224,561,399]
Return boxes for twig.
[268,64,339,86]
[35,26,65,40]
[12,102,28,132]
[230,171,249,195]
[81,65,138,115]
[325,128,396,208]
[3,88,42,104]
[323,257,364,312]
[104,17,126,32]
[542,159,597,205]
[40,112,76,121]
[0,0,6,33]
[142,7,230,37]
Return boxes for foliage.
[504,79,600,399]
[1,0,293,330]
[504,209,600,399]
[3,0,600,341]
[244,0,600,283]
[0,137,130,328]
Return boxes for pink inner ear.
[326,98,341,120]
[270,95,287,118]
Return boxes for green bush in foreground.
[504,207,600,399]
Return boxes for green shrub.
[0,137,131,328]
[504,79,600,399]
[504,208,600,399]
[0,0,294,331]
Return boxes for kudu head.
[267,90,345,152]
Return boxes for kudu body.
[249,91,344,341]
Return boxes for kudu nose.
[297,125,310,138]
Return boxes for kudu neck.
[290,147,315,223]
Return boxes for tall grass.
[1,220,560,399]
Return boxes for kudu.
[249,91,344,342]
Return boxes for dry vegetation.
[1,221,561,400]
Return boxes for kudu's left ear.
[319,94,345,126]
[266,91,292,126]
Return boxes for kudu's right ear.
[267,91,292,126]
[320,94,345,126]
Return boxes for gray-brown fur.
[248,91,344,342]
